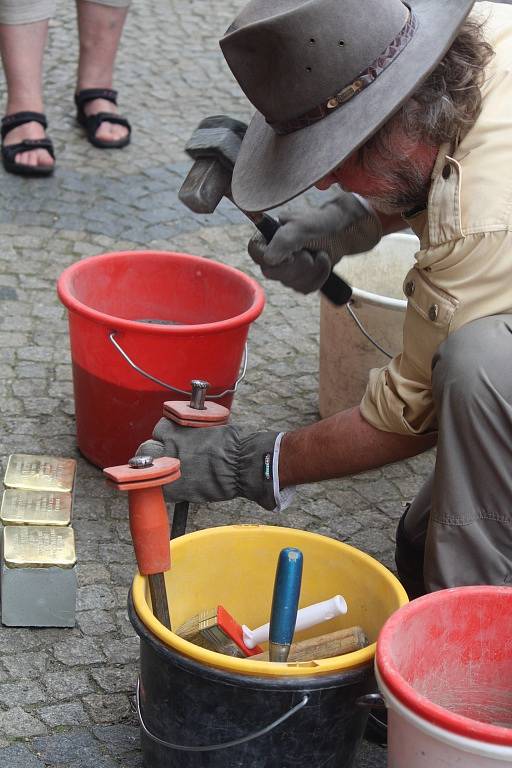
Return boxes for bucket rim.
[333,231,416,311]
[376,586,512,747]
[57,250,266,335]
[131,524,408,678]
[128,588,373,690]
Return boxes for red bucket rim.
[57,250,265,335]
[377,586,512,747]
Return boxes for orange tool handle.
[128,485,171,575]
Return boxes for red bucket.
[57,251,265,468]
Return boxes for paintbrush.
[176,605,264,657]
[246,626,369,662]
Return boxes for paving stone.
[0,680,45,706]
[32,728,106,764]
[99,637,140,665]
[42,670,94,701]
[90,666,137,694]
[38,701,90,727]
[77,610,117,636]
[0,707,46,737]
[92,724,140,756]
[83,693,132,725]
[77,585,117,612]
[2,652,49,678]
[0,744,45,767]
[53,638,105,666]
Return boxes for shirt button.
[442,164,451,180]
[429,304,439,321]
[404,280,415,297]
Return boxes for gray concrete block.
[1,562,77,628]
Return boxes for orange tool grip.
[128,486,171,575]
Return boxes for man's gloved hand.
[248,191,382,294]
[137,418,279,510]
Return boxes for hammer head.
[178,115,247,214]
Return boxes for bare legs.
[0,19,54,169]
[0,2,129,171]
[76,1,129,144]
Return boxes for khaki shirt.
[360,1,512,436]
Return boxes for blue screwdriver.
[268,547,304,662]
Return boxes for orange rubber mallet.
[163,379,230,539]
[103,455,180,629]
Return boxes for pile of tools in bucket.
[175,547,369,663]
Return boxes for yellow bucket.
[132,524,407,678]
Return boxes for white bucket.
[376,587,512,767]
[319,232,418,418]
[376,667,512,767]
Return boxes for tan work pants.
[0,0,131,25]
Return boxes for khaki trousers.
[395,314,512,598]
[0,0,131,25]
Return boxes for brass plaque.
[1,489,72,526]
[4,454,76,493]
[3,525,76,568]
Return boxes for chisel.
[269,547,303,662]
[103,455,180,629]
[163,379,230,539]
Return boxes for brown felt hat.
[220,0,475,212]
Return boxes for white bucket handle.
[346,303,394,359]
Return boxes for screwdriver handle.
[253,213,353,307]
[269,547,303,662]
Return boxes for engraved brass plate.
[3,525,76,568]
[4,454,76,493]
[1,489,72,526]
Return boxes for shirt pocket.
[401,267,459,382]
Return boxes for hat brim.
[231,0,475,212]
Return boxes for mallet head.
[178,115,247,214]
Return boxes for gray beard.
[361,159,432,215]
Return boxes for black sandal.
[1,112,55,176]
[75,88,131,149]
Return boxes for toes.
[95,121,128,143]
[15,149,54,168]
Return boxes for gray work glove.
[248,191,382,294]
[137,418,280,510]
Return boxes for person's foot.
[3,119,54,170]
[81,97,129,144]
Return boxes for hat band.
[269,9,418,136]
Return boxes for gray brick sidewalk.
[0,1,433,765]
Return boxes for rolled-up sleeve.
[360,358,438,435]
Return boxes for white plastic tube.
[243,595,348,649]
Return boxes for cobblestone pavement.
[0,1,435,766]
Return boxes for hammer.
[179,115,370,306]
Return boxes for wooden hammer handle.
[246,625,368,662]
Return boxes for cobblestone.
[0,0,435,765]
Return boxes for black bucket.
[128,591,376,768]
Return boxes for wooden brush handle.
[247,625,368,662]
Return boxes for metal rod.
[148,573,171,630]
[171,501,189,539]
